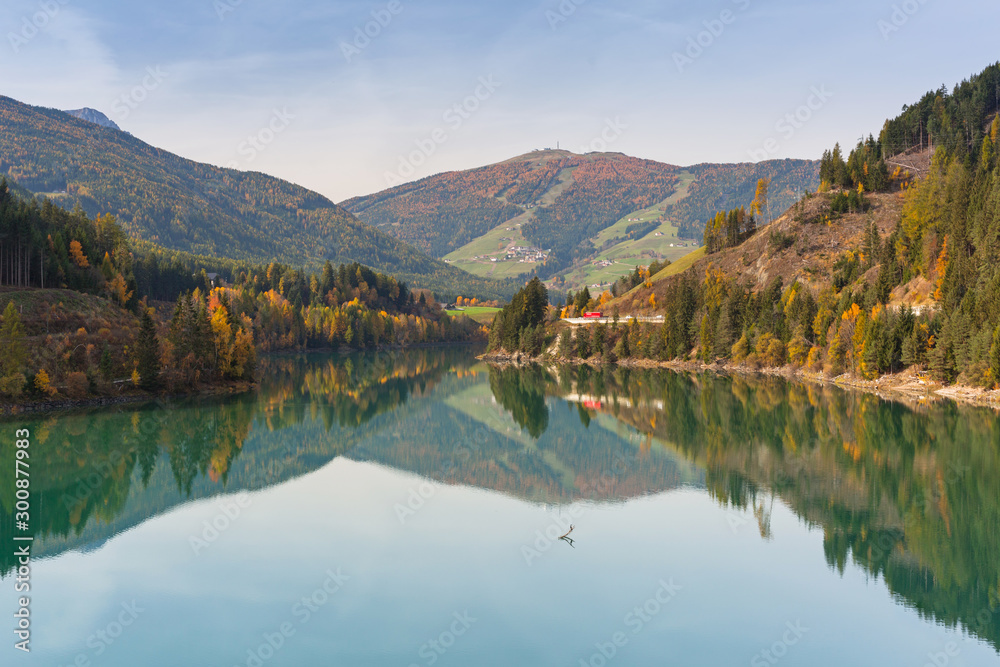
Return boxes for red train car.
[583,312,603,319]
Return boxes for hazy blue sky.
[2,0,997,201]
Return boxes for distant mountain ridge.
[63,107,121,131]
[0,95,515,299]
[343,150,820,286]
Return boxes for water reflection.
[1,350,998,653]
[489,363,1000,651]
[0,348,476,575]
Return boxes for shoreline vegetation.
[0,176,486,411]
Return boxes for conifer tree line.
[818,137,891,193]
[487,277,550,355]
[879,63,1000,158]
[702,206,756,254]
[702,178,768,254]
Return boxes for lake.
[3,347,999,666]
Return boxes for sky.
[1,0,998,202]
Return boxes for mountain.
[63,107,122,131]
[0,95,515,299]
[343,150,819,289]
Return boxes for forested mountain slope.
[0,95,514,299]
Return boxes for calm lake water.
[3,347,1000,666]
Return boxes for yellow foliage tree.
[211,306,235,377]
[787,335,811,367]
[69,240,89,268]
[34,369,55,396]
[231,324,255,380]
[933,236,949,301]
[106,273,134,307]
[806,346,823,371]
[750,178,769,223]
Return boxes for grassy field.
[589,172,694,249]
[652,246,705,282]
[444,212,532,260]
[555,172,700,292]
[452,306,500,323]
[447,257,541,279]
[443,165,580,280]
[444,211,541,279]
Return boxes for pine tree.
[990,325,1000,388]
[613,332,629,360]
[320,261,335,295]
[523,277,549,326]
[575,326,592,359]
[574,286,592,313]
[592,323,606,357]
[558,330,573,358]
[135,309,161,390]
[862,221,881,270]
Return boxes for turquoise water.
[3,348,999,666]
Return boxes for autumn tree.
[750,178,770,226]
[69,240,90,268]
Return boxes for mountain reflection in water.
[1,349,998,652]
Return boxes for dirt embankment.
[611,186,909,314]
